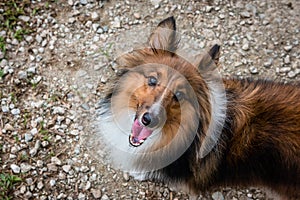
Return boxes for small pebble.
[280,67,291,73]
[49,179,56,187]
[52,106,65,115]
[85,181,91,190]
[11,164,21,173]
[20,185,26,194]
[36,35,43,44]
[30,128,38,135]
[18,70,27,79]
[67,0,73,5]
[80,0,87,5]
[133,13,141,19]
[284,45,293,52]
[51,156,62,165]
[24,133,33,142]
[284,55,290,64]
[101,194,109,200]
[249,66,258,74]
[240,11,251,18]
[20,163,32,173]
[27,67,36,74]
[1,106,9,113]
[123,172,130,181]
[91,12,100,21]
[242,43,250,51]
[24,191,33,199]
[205,5,213,12]
[287,71,296,78]
[18,15,30,22]
[91,188,102,199]
[78,193,86,200]
[263,58,273,68]
[36,160,44,167]
[4,123,14,131]
[62,165,71,173]
[212,191,224,200]
[219,14,226,19]
[70,130,79,136]
[30,140,41,156]
[11,108,21,115]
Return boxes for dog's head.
[99,17,225,171]
[116,17,220,148]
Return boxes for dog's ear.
[149,16,179,52]
[193,44,220,73]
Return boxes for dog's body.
[98,17,300,199]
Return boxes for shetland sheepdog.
[97,16,300,199]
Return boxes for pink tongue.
[132,119,153,141]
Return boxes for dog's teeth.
[140,140,144,143]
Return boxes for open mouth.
[129,119,153,147]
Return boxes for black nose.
[142,112,151,126]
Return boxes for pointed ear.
[193,44,221,72]
[149,16,179,52]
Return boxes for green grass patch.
[2,0,27,30]
[0,173,22,200]
[0,69,4,79]
[0,36,6,54]
[13,28,31,41]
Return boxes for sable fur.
[98,16,300,199]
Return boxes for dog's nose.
[142,112,152,126]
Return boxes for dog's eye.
[148,76,158,86]
[174,91,184,102]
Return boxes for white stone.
[67,0,73,5]
[27,66,36,74]
[287,71,296,78]
[37,160,44,167]
[20,163,32,173]
[30,128,38,135]
[18,70,27,79]
[280,67,291,73]
[70,130,79,136]
[284,55,290,64]
[212,191,224,200]
[11,108,20,115]
[284,45,293,52]
[91,12,100,21]
[11,164,21,173]
[52,106,65,115]
[24,133,33,142]
[133,13,141,19]
[80,0,87,5]
[240,11,251,18]
[1,106,9,113]
[18,15,30,22]
[85,181,91,190]
[78,193,86,200]
[49,179,56,187]
[62,165,71,173]
[4,123,14,131]
[242,42,250,51]
[91,188,101,199]
[51,156,62,165]
[37,181,44,189]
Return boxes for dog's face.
[116,63,202,149]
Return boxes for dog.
[97,16,300,199]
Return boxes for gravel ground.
[0,0,299,199]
